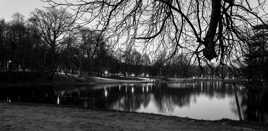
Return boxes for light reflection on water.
[0,81,268,122]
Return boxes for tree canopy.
[244,23,268,80]
[45,0,268,64]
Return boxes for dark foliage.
[244,24,268,81]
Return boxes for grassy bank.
[0,103,267,131]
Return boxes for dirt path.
[0,103,266,131]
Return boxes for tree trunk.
[49,44,57,80]
[203,0,222,60]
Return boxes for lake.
[1,80,267,123]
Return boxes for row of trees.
[0,8,122,79]
[0,8,161,79]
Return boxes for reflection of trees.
[111,92,151,112]
[229,85,244,121]
[57,81,267,123]
[102,85,151,111]
[58,81,239,114]
[2,82,268,123]
[58,84,152,110]
[0,86,57,104]
[152,81,237,113]
[153,87,192,112]
[239,83,268,122]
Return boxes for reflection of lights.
[131,87,134,93]
[146,86,149,92]
[104,89,108,97]
[142,87,144,92]
[119,85,121,90]
[7,97,11,103]
[57,96,60,105]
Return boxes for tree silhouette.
[45,0,267,63]
[245,23,268,81]
[30,7,75,78]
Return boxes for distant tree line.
[0,8,121,79]
[0,8,154,79]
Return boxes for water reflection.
[240,83,268,123]
[57,95,60,105]
[0,86,57,104]
[0,81,267,122]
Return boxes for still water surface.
[0,81,267,122]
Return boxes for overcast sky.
[0,0,47,20]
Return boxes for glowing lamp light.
[131,87,134,93]
[104,70,108,75]
[104,89,108,97]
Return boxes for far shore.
[0,80,153,88]
[0,75,247,88]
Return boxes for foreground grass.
[0,103,267,131]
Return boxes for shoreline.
[0,77,246,88]
[0,103,267,131]
[0,81,154,88]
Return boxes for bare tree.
[29,7,75,77]
[44,0,267,64]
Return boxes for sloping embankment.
[0,103,266,131]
